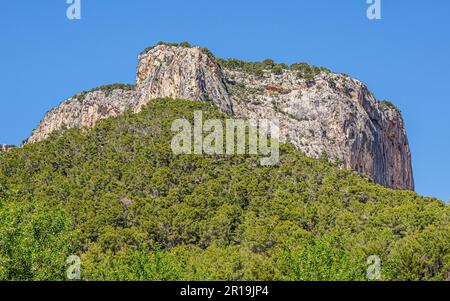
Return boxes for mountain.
[0,98,448,281]
[23,43,413,190]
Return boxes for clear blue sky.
[0,1,449,201]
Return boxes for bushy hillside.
[0,99,448,281]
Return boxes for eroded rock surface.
[24,44,414,190]
[26,88,137,144]
[135,46,233,114]
[225,68,413,190]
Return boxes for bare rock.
[26,86,137,144]
[24,44,414,190]
[135,45,233,114]
[225,68,414,190]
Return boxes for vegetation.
[291,63,330,80]
[0,99,448,281]
[217,58,290,77]
[74,83,136,101]
[140,41,192,55]
[139,41,216,61]
[380,99,400,111]
[217,57,334,79]
[138,42,338,80]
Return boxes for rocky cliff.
[24,43,414,190]
[135,45,233,115]
[223,65,414,191]
[25,85,137,144]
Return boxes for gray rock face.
[225,68,414,190]
[135,46,233,114]
[26,88,137,144]
[0,145,14,153]
[25,44,414,190]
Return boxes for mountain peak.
[23,43,414,190]
[135,42,233,114]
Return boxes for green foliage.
[139,41,216,61]
[327,77,336,88]
[179,41,192,48]
[384,224,450,280]
[262,59,276,69]
[0,98,448,281]
[199,47,216,60]
[139,43,335,81]
[0,201,76,280]
[140,42,180,55]
[140,41,194,56]
[81,244,183,281]
[74,83,136,101]
[279,235,366,281]
[290,62,330,80]
[380,99,399,111]
[217,58,289,77]
[273,64,285,75]
[90,83,136,93]
[218,58,331,78]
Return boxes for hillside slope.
[0,99,448,281]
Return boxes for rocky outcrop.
[135,45,233,114]
[0,144,15,153]
[224,68,414,190]
[26,86,137,144]
[25,44,414,190]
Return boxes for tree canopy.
[0,99,448,280]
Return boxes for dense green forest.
[0,99,448,281]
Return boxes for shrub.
[74,83,136,101]
[179,41,192,48]
[380,100,399,111]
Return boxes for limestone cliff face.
[26,87,137,144]
[224,68,414,190]
[135,45,233,114]
[24,44,414,190]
